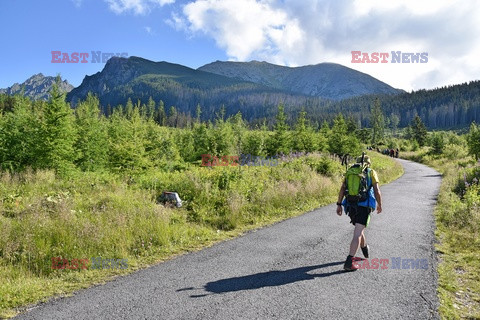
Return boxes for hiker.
[395,148,399,158]
[336,154,383,271]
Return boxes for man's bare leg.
[360,231,366,248]
[349,223,366,256]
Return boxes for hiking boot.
[361,245,369,258]
[344,256,359,271]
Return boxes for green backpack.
[345,161,370,204]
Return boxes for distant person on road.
[336,155,383,271]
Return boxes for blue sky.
[1,0,479,91]
[0,0,228,88]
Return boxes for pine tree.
[192,122,212,159]
[328,114,348,155]
[0,95,42,170]
[320,120,330,135]
[268,104,291,155]
[107,103,150,173]
[147,97,155,121]
[410,115,427,146]
[38,81,76,173]
[125,98,134,119]
[429,132,445,155]
[195,104,202,123]
[145,123,181,165]
[156,100,166,126]
[328,114,362,156]
[176,128,195,162]
[293,110,316,152]
[346,115,358,133]
[140,102,148,119]
[467,122,480,160]
[74,93,108,171]
[231,111,246,155]
[213,109,235,156]
[370,98,385,146]
[390,113,400,136]
[168,106,177,127]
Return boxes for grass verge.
[401,150,480,319]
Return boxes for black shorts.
[346,205,372,227]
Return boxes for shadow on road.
[178,261,345,297]
[422,174,442,178]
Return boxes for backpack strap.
[365,168,372,189]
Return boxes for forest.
[66,79,480,130]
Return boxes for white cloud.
[181,0,304,63]
[174,0,480,90]
[165,12,188,31]
[105,0,175,15]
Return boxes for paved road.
[16,159,441,319]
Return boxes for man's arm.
[336,181,346,216]
[373,183,382,213]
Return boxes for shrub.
[443,143,468,160]
[429,132,445,155]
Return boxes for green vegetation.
[0,89,403,317]
[370,98,385,145]
[407,115,428,147]
[466,122,480,160]
[400,128,480,319]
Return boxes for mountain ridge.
[66,56,282,107]
[198,60,403,100]
[66,56,403,115]
[0,73,74,100]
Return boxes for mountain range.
[0,74,73,101]
[67,57,401,104]
[65,56,402,120]
[1,57,401,115]
[3,56,479,129]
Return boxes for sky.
[0,0,479,92]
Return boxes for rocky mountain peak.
[0,74,74,101]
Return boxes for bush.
[429,132,445,155]
[386,138,399,149]
[410,139,420,151]
[307,155,343,176]
[467,122,480,160]
[443,143,468,160]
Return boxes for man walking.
[336,155,383,271]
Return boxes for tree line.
[2,83,480,175]
[0,87,363,174]
[64,76,480,131]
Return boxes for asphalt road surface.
[16,159,442,320]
